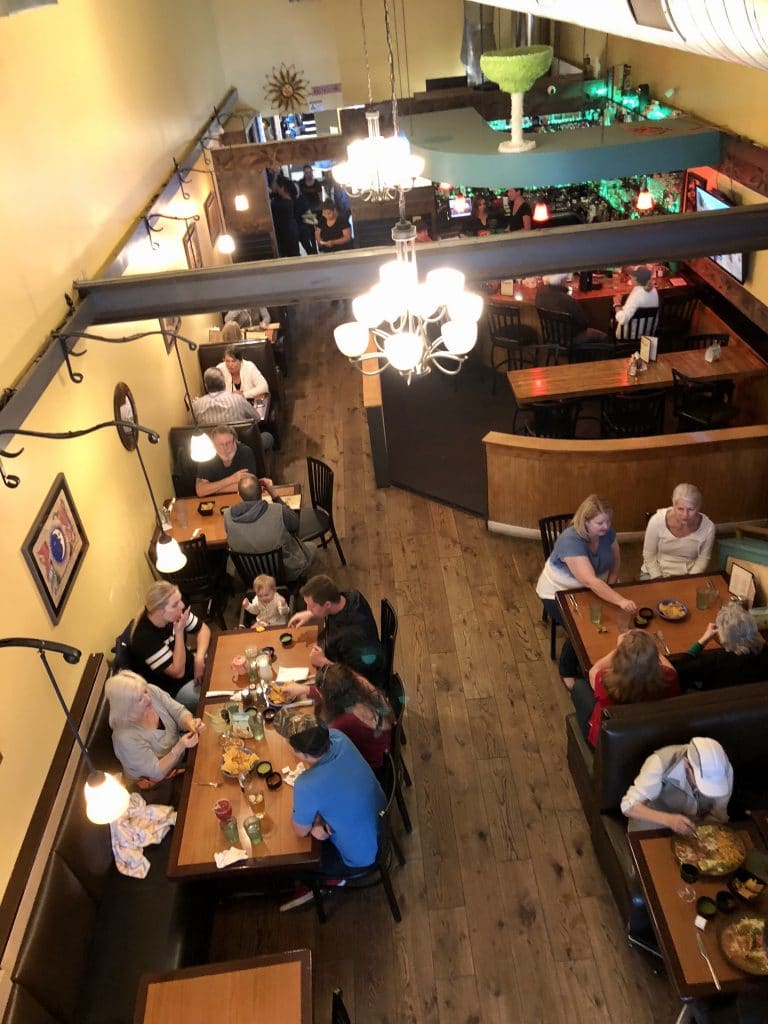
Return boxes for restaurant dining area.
[6,2,768,1023]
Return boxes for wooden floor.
[210,302,679,1023]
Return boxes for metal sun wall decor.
[264,63,310,113]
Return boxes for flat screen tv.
[448,195,471,219]
[694,185,747,284]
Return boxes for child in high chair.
[242,574,289,627]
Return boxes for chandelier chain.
[383,0,398,136]
[360,0,373,105]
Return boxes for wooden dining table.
[164,484,302,548]
[134,949,312,1024]
[166,626,321,881]
[555,571,732,673]
[507,337,768,406]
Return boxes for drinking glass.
[696,586,710,612]
[244,815,263,846]
[678,862,699,902]
[589,603,602,626]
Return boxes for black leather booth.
[169,420,271,497]
[197,339,284,442]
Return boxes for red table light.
[636,188,654,212]
[533,202,550,223]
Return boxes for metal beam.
[76,205,768,322]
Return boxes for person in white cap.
[621,736,733,834]
[613,264,659,338]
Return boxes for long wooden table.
[508,338,768,406]
[166,627,320,880]
[629,824,766,1002]
[134,950,312,1024]
[165,484,301,547]
[555,571,731,673]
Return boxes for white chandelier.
[333,109,424,202]
[333,219,483,383]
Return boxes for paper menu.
[729,562,757,609]
[639,335,658,362]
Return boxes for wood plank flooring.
[210,302,679,1023]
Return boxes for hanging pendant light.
[85,771,131,824]
[636,182,654,212]
[234,194,249,211]
[189,431,216,462]
[532,201,550,223]
[155,534,188,573]
[216,233,236,254]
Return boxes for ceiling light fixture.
[0,639,130,824]
[234,194,250,211]
[636,183,654,212]
[216,233,236,255]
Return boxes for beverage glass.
[589,603,602,626]
[218,815,240,846]
[617,611,631,634]
[678,862,699,902]
[696,586,710,612]
[244,815,263,845]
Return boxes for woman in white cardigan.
[217,344,269,402]
[641,482,715,578]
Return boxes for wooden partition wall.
[483,426,768,536]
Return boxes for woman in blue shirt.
[536,494,637,686]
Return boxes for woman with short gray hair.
[678,602,768,692]
[641,483,715,578]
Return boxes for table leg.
[674,1005,692,1024]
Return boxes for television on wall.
[694,186,748,284]
[448,195,472,219]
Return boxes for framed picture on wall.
[22,474,89,625]
[183,222,203,270]
[683,170,707,212]
[159,315,181,354]
[204,191,223,245]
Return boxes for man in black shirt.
[535,273,609,346]
[195,424,258,497]
[288,574,385,687]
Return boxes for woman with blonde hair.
[106,670,203,795]
[128,581,211,711]
[679,602,768,692]
[641,483,715,578]
[571,630,679,746]
[536,494,637,686]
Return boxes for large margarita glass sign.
[480,46,554,153]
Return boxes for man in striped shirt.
[192,367,259,427]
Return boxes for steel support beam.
[76,205,768,322]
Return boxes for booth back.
[169,421,269,497]
[197,339,282,400]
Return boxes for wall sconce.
[172,157,213,201]
[0,638,130,824]
[216,234,236,255]
[143,212,200,251]
[234,194,250,211]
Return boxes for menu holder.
[729,562,757,609]
[639,335,658,362]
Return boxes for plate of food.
[657,598,689,622]
[267,683,298,708]
[220,746,258,779]
[719,914,768,976]
[672,823,747,877]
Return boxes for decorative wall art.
[183,222,203,270]
[22,474,89,625]
[204,191,223,245]
[264,63,309,113]
[159,315,182,354]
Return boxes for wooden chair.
[387,672,413,833]
[487,305,538,393]
[600,389,667,438]
[683,333,730,350]
[525,399,582,439]
[537,307,578,360]
[157,535,228,629]
[539,513,574,660]
[656,287,699,350]
[570,340,635,363]
[614,308,659,341]
[307,753,405,924]
[380,598,398,686]
[671,368,738,430]
[229,548,298,612]
[299,457,347,565]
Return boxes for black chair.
[229,548,297,611]
[380,598,398,686]
[525,399,582,439]
[487,305,538,393]
[539,513,574,660]
[656,287,699,350]
[111,621,134,671]
[600,389,667,438]
[299,457,347,565]
[614,308,659,341]
[332,988,352,1024]
[157,535,228,629]
[387,672,413,834]
[307,753,405,924]
[671,368,738,430]
[683,333,730,350]
[570,340,635,364]
[537,307,578,360]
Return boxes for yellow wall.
[0,0,226,895]
[212,0,465,111]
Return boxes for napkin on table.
[214,846,248,869]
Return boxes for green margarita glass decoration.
[480,45,553,153]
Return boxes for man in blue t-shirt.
[280,721,386,912]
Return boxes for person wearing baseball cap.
[621,735,733,834]
[613,264,659,339]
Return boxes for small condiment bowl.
[715,890,737,914]
[638,607,654,621]
[263,708,277,724]
[255,760,273,777]
[279,632,293,647]
[265,771,282,790]
[696,896,717,919]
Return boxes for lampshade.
[155,535,187,573]
[446,292,483,324]
[84,770,130,824]
[426,268,466,305]
[234,194,249,211]
[217,234,236,254]
[384,332,423,372]
[636,189,654,212]
[190,431,216,462]
[533,202,550,223]
[441,320,478,355]
[334,321,370,357]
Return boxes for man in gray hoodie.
[223,473,311,582]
